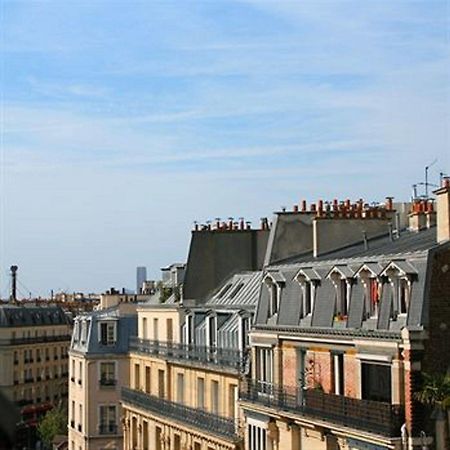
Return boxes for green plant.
[37,406,67,448]
[415,373,450,409]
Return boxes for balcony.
[240,379,404,437]
[16,399,33,407]
[24,377,34,384]
[77,424,82,432]
[70,420,75,428]
[0,335,72,346]
[99,378,117,387]
[130,338,246,372]
[70,376,75,382]
[122,387,239,441]
[99,424,118,435]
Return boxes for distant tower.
[136,267,147,294]
[10,265,18,303]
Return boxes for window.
[248,423,267,450]
[176,373,184,404]
[211,380,219,414]
[78,404,82,432]
[143,420,149,450]
[332,353,345,395]
[100,362,116,386]
[208,316,217,347]
[145,366,151,393]
[186,315,194,344]
[337,279,349,317]
[99,322,116,345]
[142,317,147,340]
[396,278,409,315]
[78,361,82,385]
[361,363,391,403]
[166,319,173,343]
[268,282,279,317]
[367,278,380,317]
[240,317,250,351]
[255,347,273,394]
[99,405,117,434]
[134,364,140,390]
[301,281,316,316]
[153,318,159,341]
[158,370,165,398]
[228,384,238,419]
[197,377,205,409]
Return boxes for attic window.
[99,322,116,345]
[327,266,353,319]
[395,278,409,315]
[229,282,244,299]
[380,261,414,318]
[296,270,320,318]
[268,280,279,317]
[218,284,232,299]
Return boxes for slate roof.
[0,304,71,327]
[206,271,262,307]
[255,227,439,333]
[282,226,437,264]
[70,307,137,355]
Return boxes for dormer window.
[264,271,285,319]
[337,279,349,317]
[327,265,353,319]
[99,322,116,345]
[396,278,409,315]
[207,315,217,348]
[380,260,416,318]
[368,278,380,317]
[295,268,320,318]
[269,282,278,317]
[355,263,383,318]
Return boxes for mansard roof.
[255,227,442,334]
[70,306,137,355]
[0,304,71,327]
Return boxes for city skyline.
[1,1,449,295]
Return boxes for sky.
[0,0,449,297]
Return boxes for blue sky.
[0,0,449,296]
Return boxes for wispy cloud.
[1,0,448,294]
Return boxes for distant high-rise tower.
[136,266,147,294]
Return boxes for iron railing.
[240,379,404,437]
[0,335,71,346]
[130,337,246,372]
[121,387,240,441]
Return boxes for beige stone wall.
[0,323,70,407]
[129,352,239,418]
[137,307,182,342]
[68,351,129,450]
[123,407,239,450]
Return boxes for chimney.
[434,177,450,243]
[409,200,427,232]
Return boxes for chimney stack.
[434,177,450,243]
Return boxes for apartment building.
[121,270,261,450]
[240,184,450,450]
[0,304,72,448]
[68,303,137,450]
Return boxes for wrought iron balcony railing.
[121,387,240,441]
[130,338,246,372]
[0,335,71,346]
[239,379,404,437]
